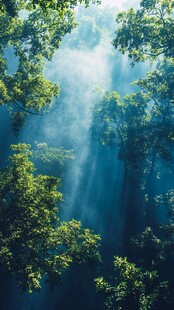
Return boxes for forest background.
[0,0,173,309]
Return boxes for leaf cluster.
[0,0,100,126]
[113,0,174,64]
[92,91,151,170]
[95,256,168,310]
[32,142,75,176]
[0,144,100,292]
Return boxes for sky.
[100,0,134,8]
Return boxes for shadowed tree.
[95,256,169,310]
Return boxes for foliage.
[131,227,167,268]
[156,190,174,248]
[92,91,151,170]
[65,14,101,49]
[0,0,101,16]
[0,143,101,292]
[0,0,100,130]
[91,91,120,147]
[134,60,174,166]
[94,0,174,175]
[95,256,168,310]
[113,0,174,64]
[0,7,70,115]
[94,3,174,306]
[32,142,75,176]
[29,0,101,12]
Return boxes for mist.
[0,1,147,309]
[0,0,173,309]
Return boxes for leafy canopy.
[0,0,101,16]
[91,91,151,170]
[0,0,100,123]
[113,0,174,64]
[95,256,168,310]
[0,143,100,292]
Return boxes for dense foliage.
[95,257,169,310]
[0,1,101,16]
[94,0,174,309]
[113,0,174,64]
[0,0,100,130]
[0,0,173,308]
[0,144,100,292]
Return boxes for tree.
[130,227,166,269]
[92,90,156,238]
[93,1,174,308]
[0,6,72,115]
[0,0,100,130]
[0,144,100,292]
[133,58,174,170]
[93,0,174,223]
[29,0,101,12]
[113,0,174,64]
[91,91,151,173]
[62,5,116,50]
[0,1,101,17]
[32,141,75,177]
[155,190,174,253]
[95,256,169,310]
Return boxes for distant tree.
[63,5,116,50]
[92,90,156,239]
[0,144,100,292]
[134,58,174,159]
[91,91,151,174]
[131,227,166,268]
[113,0,174,64]
[32,142,75,177]
[156,190,174,252]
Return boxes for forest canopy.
[94,0,174,309]
[0,0,173,309]
[0,144,100,292]
[0,0,100,130]
[113,0,174,64]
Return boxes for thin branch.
[13,99,59,116]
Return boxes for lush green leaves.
[0,6,71,115]
[113,0,174,64]
[0,0,101,16]
[131,227,166,268]
[29,0,101,12]
[0,144,100,292]
[95,256,168,310]
[0,0,100,125]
